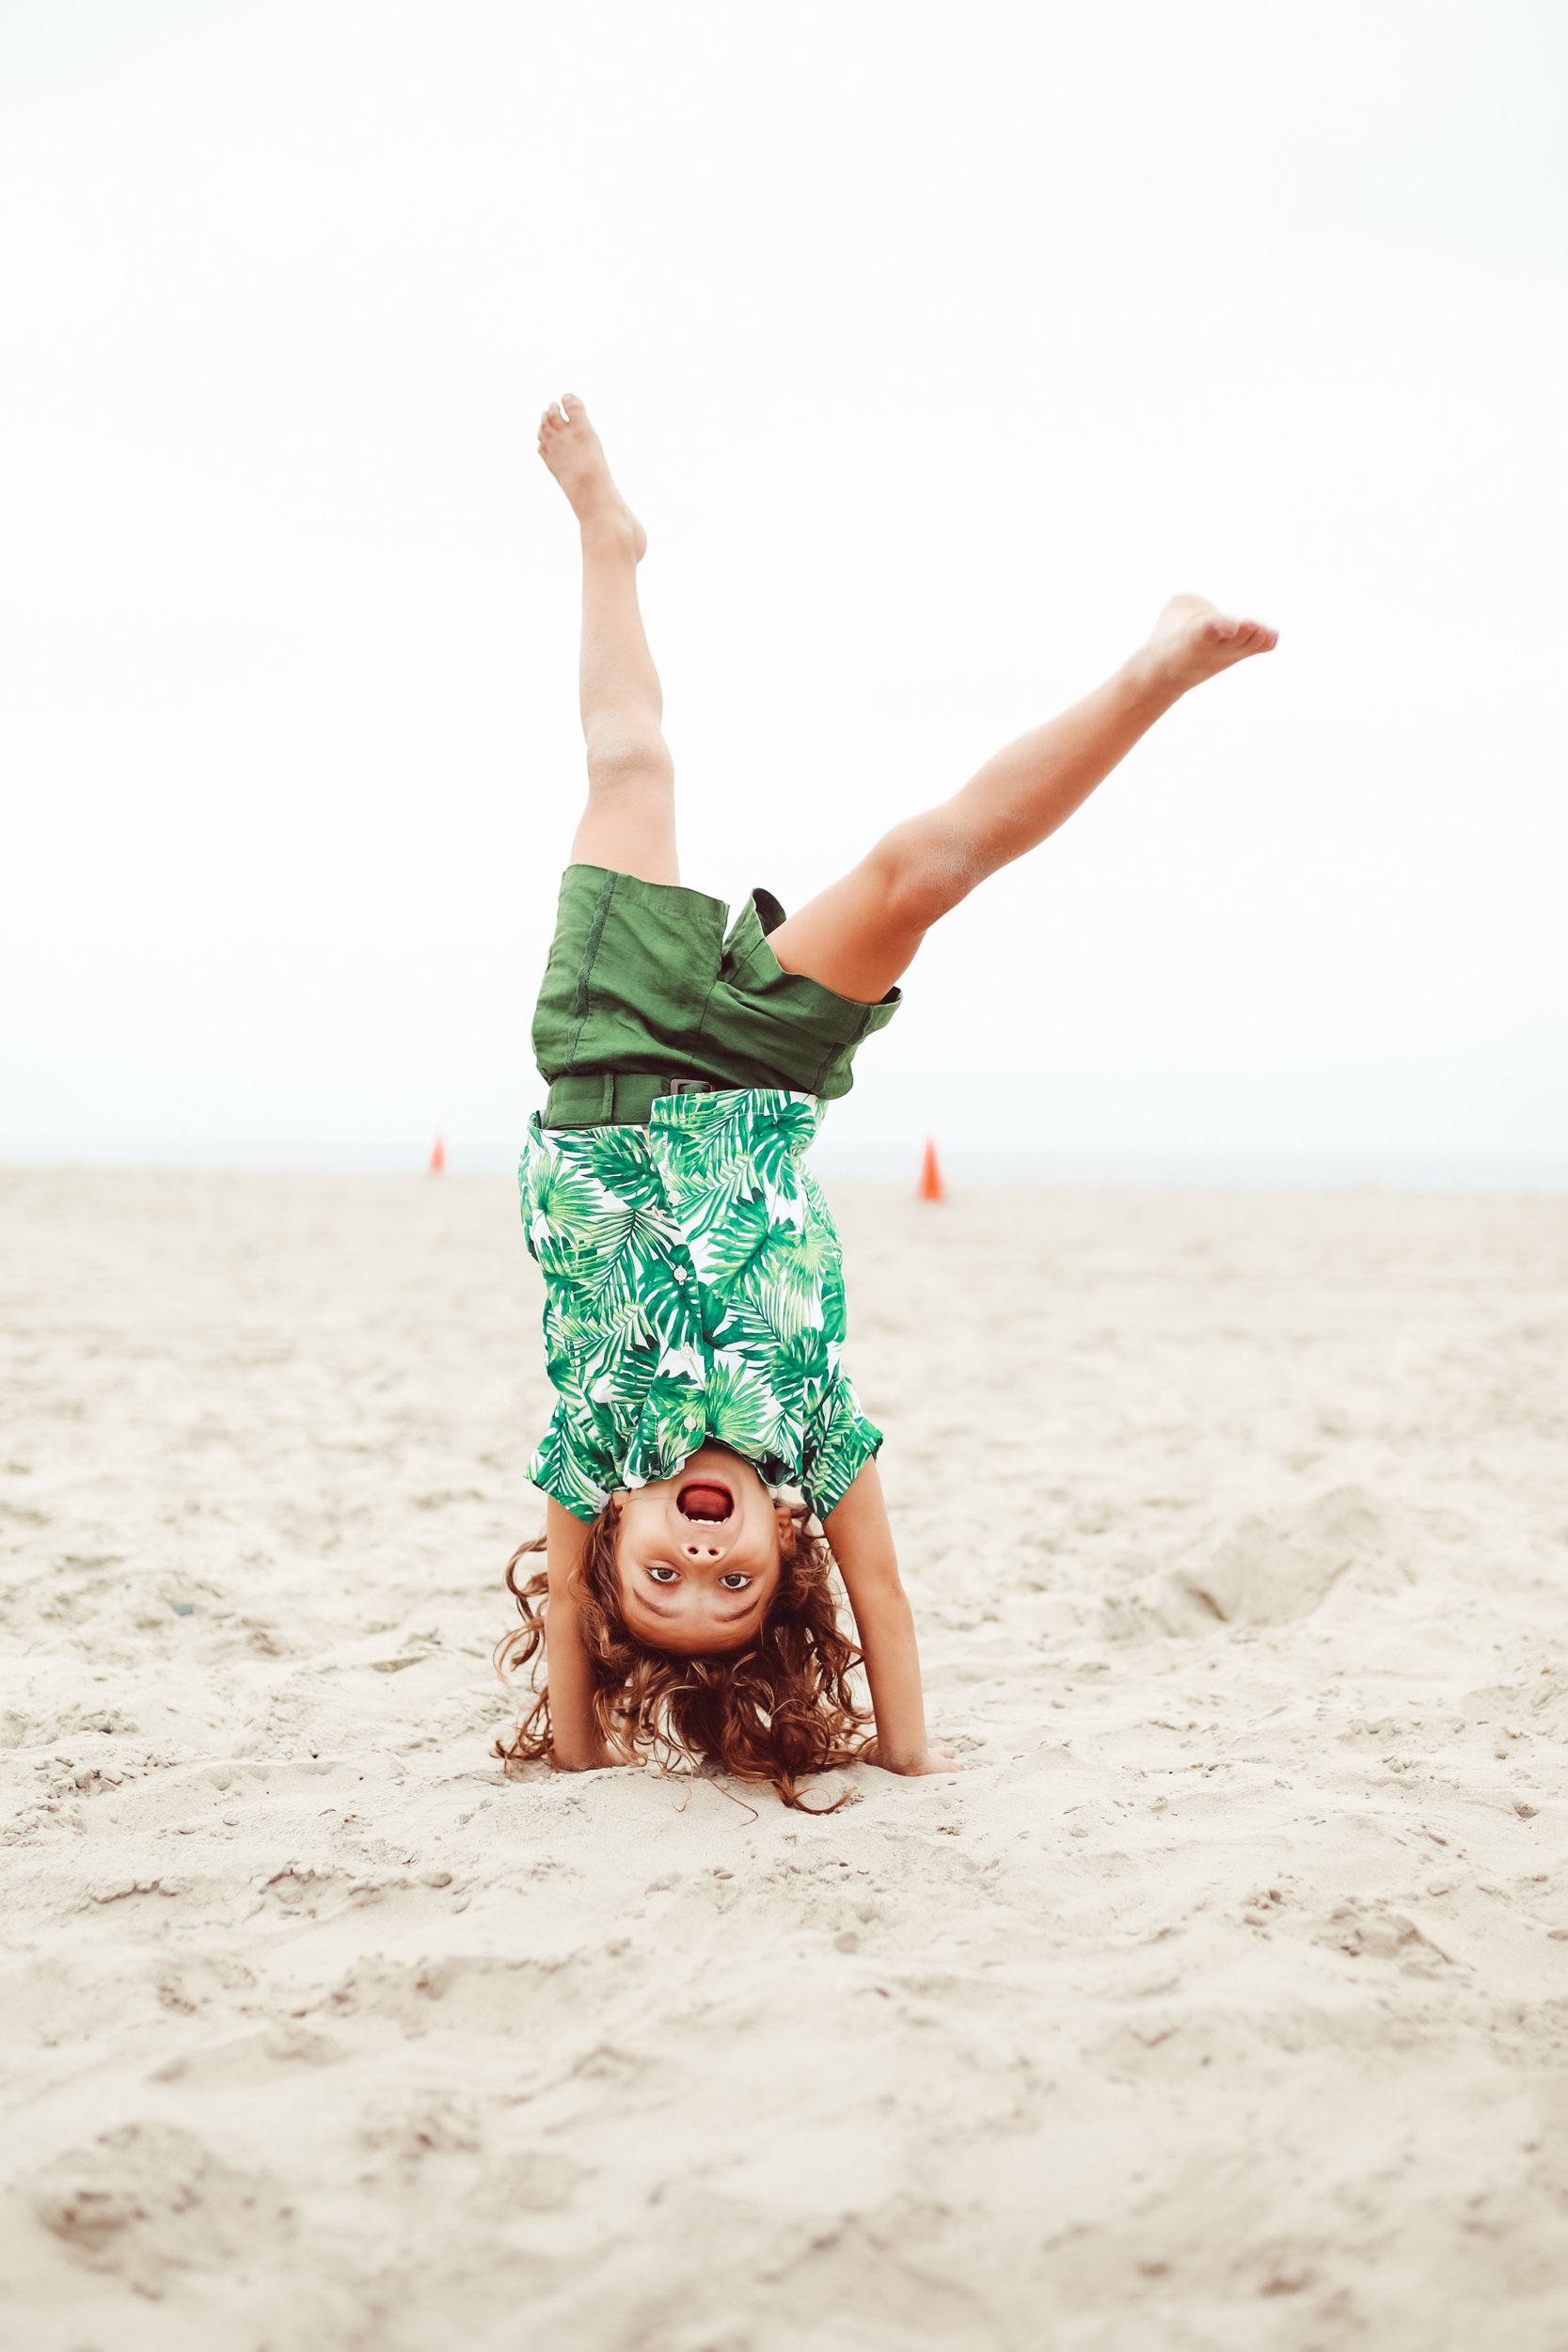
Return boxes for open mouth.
[676,1479,734,1523]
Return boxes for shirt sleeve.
[527,1405,612,1523]
[798,1371,883,1521]
[519,1118,625,1523]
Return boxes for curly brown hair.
[492,1497,872,1811]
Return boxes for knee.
[585,726,673,799]
[867,819,981,933]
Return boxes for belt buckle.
[665,1077,715,1096]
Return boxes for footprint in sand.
[31,2122,293,2297]
[1115,1486,1417,1635]
[1313,1897,1456,1976]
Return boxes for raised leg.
[769,596,1278,1004]
[537,395,677,885]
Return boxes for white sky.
[3,0,1565,1179]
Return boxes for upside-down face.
[612,1443,792,1655]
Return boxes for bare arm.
[823,1460,954,1775]
[545,1499,624,1772]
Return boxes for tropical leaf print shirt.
[519,1089,883,1523]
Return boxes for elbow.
[856,1568,913,1619]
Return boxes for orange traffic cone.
[916,1137,945,1202]
[428,1135,446,1176]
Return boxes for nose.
[679,1535,727,1562]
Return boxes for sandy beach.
[3,1166,1567,2351]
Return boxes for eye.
[645,1564,679,1585]
[718,1572,752,1591]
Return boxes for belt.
[543,1071,719,1128]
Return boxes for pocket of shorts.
[744,898,900,1025]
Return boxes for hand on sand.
[861,1740,961,1776]
[536,392,646,560]
[548,1742,641,1772]
[1141,593,1278,692]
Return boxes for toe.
[562,391,584,419]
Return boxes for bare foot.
[1139,593,1277,692]
[537,394,646,560]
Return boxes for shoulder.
[530,1412,613,1520]
[800,1376,883,1518]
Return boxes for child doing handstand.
[496,395,1275,1808]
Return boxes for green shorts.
[532,864,901,1128]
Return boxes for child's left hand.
[861,1739,961,1776]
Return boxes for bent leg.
[538,395,677,886]
[769,595,1276,1005]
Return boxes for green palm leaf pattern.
[686,1189,775,1294]
[518,1096,881,1520]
